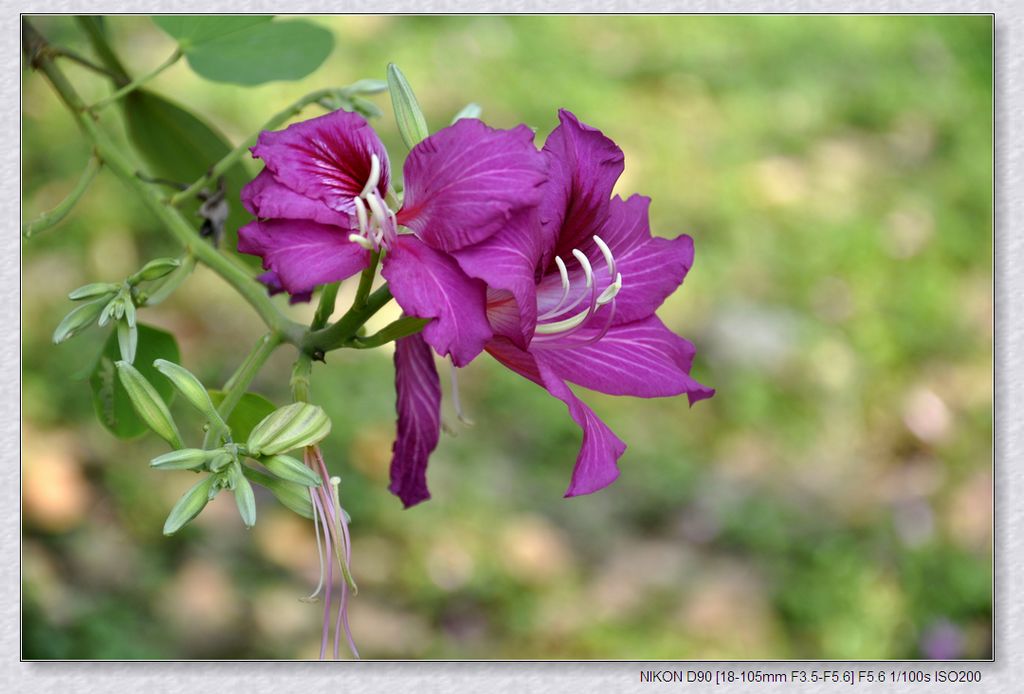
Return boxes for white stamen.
[597,272,623,305]
[592,235,617,277]
[571,249,594,288]
[353,196,368,235]
[365,192,387,229]
[538,256,572,320]
[534,306,593,334]
[449,358,474,426]
[359,153,381,198]
[300,487,326,603]
[348,233,375,250]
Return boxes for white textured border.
[7,2,1017,693]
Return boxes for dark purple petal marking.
[237,219,370,295]
[389,333,442,508]
[251,110,390,214]
[398,119,547,252]
[381,235,493,366]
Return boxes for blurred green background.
[22,15,992,660]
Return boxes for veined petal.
[241,169,352,227]
[486,338,627,497]
[251,110,390,214]
[398,119,547,252]
[532,315,715,404]
[539,109,625,266]
[594,195,696,325]
[389,333,442,508]
[381,235,492,366]
[238,219,370,296]
[453,208,544,347]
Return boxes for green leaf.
[387,63,430,149]
[208,390,276,442]
[122,90,254,265]
[152,16,273,48]
[181,21,334,86]
[89,323,180,439]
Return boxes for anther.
[348,233,375,250]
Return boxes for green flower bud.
[163,475,215,535]
[209,452,234,472]
[68,282,119,301]
[152,359,226,430]
[115,361,184,449]
[246,402,331,457]
[344,78,387,95]
[150,448,216,470]
[52,298,107,344]
[129,257,181,284]
[116,320,137,364]
[242,466,313,520]
[260,454,321,487]
[96,296,118,328]
[450,102,482,125]
[233,467,257,529]
[387,63,429,150]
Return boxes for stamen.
[359,153,381,198]
[301,487,326,603]
[449,358,474,426]
[596,272,623,305]
[538,256,572,321]
[534,306,593,334]
[592,235,617,277]
[348,233,375,251]
[365,191,387,229]
[571,249,594,288]
[353,196,368,235]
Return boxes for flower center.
[348,153,397,252]
[533,234,622,343]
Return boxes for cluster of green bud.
[53,257,182,363]
[113,358,332,535]
[316,78,388,120]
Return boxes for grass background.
[22,15,992,659]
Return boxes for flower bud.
[115,361,184,449]
[152,359,226,430]
[52,298,106,344]
[68,282,119,301]
[260,454,322,487]
[450,102,482,125]
[246,402,331,456]
[242,467,314,519]
[150,448,216,470]
[129,257,181,284]
[387,63,429,150]
[233,467,257,529]
[116,320,137,363]
[163,475,215,535]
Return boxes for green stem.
[206,332,282,447]
[25,22,304,346]
[88,48,182,111]
[74,16,130,84]
[290,353,313,403]
[169,88,341,206]
[312,282,340,331]
[23,154,102,238]
[347,316,429,349]
[353,251,380,310]
[52,46,121,80]
[302,284,393,354]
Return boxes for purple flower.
[390,110,713,505]
[238,109,547,366]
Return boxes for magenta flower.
[390,110,713,505]
[238,109,547,366]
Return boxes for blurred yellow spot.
[23,429,92,533]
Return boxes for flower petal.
[597,195,696,325]
[453,208,544,347]
[251,110,390,214]
[381,235,492,366]
[398,119,547,252]
[533,315,715,404]
[486,338,627,497]
[539,109,625,265]
[389,333,442,508]
[257,271,312,304]
[241,169,352,227]
[237,219,369,296]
